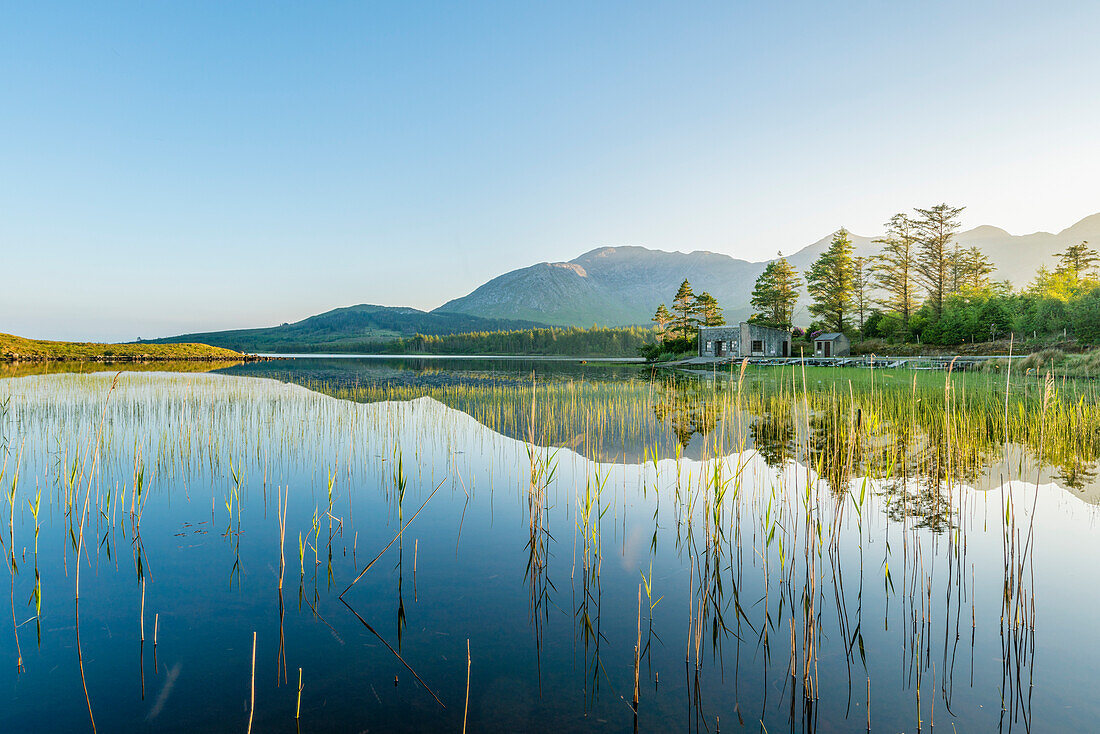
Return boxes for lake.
[1,356,1098,732]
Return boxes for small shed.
[814,333,851,358]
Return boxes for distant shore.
[0,332,267,364]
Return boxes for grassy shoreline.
[1,332,246,363]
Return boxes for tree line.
[747,203,1100,346]
[368,325,656,357]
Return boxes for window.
[705,341,712,352]
[752,340,763,353]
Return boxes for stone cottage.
[698,323,792,358]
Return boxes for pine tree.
[749,257,800,329]
[805,229,855,333]
[852,256,870,337]
[913,203,965,315]
[1055,241,1099,281]
[694,292,726,327]
[871,212,920,328]
[652,304,672,341]
[960,246,995,291]
[671,279,699,339]
[948,243,967,296]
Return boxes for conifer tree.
[652,304,672,341]
[913,203,965,315]
[852,256,870,336]
[806,229,855,333]
[1055,241,1099,281]
[959,246,995,291]
[948,243,967,296]
[872,213,920,328]
[671,279,699,339]
[749,256,800,329]
[694,292,726,327]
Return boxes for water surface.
[1,358,1098,732]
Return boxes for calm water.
[1,358,1098,732]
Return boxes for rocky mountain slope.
[436,246,767,326]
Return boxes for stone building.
[698,323,792,358]
[813,332,851,357]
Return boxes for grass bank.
[981,347,1100,377]
[1,332,244,363]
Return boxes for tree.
[852,256,870,337]
[694,292,726,327]
[1055,241,1099,281]
[947,243,966,296]
[872,213,920,329]
[671,279,700,339]
[805,229,855,333]
[913,203,965,315]
[652,304,672,341]
[749,257,800,329]
[978,297,1013,342]
[1029,266,1080,301]
[959,246,995,291]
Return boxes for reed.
[247,631,256,734]
[277,485,288,590]
[463,639,471,734]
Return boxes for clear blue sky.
[3,1,1099,341]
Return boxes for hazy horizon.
[4,2,1099,341]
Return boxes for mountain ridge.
[436,212,1100,327]
[147,304,546,352]
[151,211,1100,350]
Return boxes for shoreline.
[1,353,282,365]
[1,332,279,364]
[252,352,645,362]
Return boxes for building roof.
[815,333,846,341]
[698,322,789,333]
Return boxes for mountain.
[435,246,768,327]
[149,212,1100,351]
[148,304,544,353]
[435,213,1100,327]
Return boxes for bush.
[638,343,662,363]
[640,335,697,363]
[1017,348,1066,372]
[1063,349,1100,376]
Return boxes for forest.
[367,325,655,357]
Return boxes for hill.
[437,213,1100,327]
[1,333,242,362]
[148,304,545,353]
